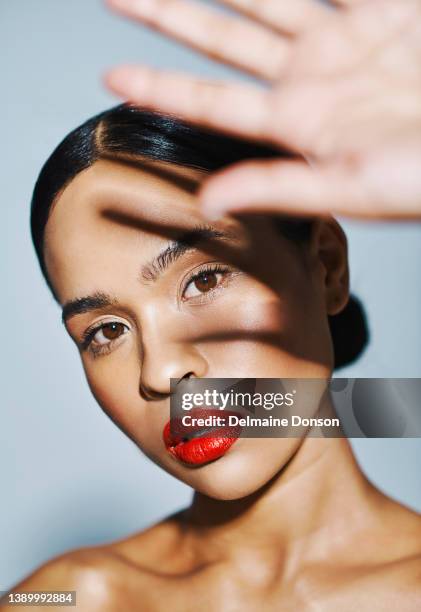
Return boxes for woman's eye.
[183,268,228,299]
[91,322,127,346]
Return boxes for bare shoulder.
[0,546,130,612]
[356,503,421,606]
[0,511,188,612]
[357,548,421,611]
[377,502,421,580]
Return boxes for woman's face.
[44,158,348,500]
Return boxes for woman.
[2,104,421,611]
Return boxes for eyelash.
[181,263,233,303]
[81,263,236,357]
[80,321,129,357]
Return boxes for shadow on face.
[43,158,349,500]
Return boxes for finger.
[106,0,290,80]
[328,0,363,6]
[198,159,404,221]
[218,0,332,35]
[105,66,273,141]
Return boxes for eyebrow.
[140,224,233,282]
[62,292,118,324]
[61,224,236,324]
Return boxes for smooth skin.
[1,159,421,611]
[105,0,421,221]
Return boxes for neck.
[182,436,384,576]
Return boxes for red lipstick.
[163,408,242,466]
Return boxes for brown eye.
[194,272,218,293]
[183,266,231,300]
[102,322,125,340]
[93,322,127,345]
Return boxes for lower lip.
[163,409,242,466]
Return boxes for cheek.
[189,279,332,376]
[84,358,169,457]
[81,348,152,444]
[202,296,291,375]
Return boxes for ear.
[308,217,350,316]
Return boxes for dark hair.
[30,103,368,369]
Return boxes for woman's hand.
[105,0,421,221]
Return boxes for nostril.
[177,371,195,385]
[139,384,170,401]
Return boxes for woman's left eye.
[182,265,231,300]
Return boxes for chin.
[183,438,301,501]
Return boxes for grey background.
[1,0,420,591]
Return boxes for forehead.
[43,158,212,303]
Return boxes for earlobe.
[310,217,350,316]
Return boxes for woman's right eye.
[93,321,126,344]
[82,321,129,355]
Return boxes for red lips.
[163,408,242,466]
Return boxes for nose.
[139,337,208,399]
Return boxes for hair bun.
[329,294,369,370]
